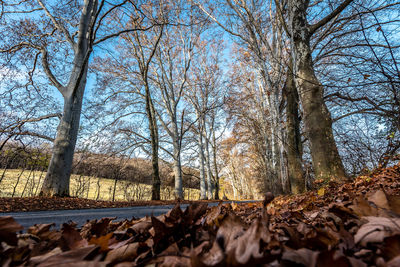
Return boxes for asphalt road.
[1,203,217,230]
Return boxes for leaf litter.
[1,163,400,266]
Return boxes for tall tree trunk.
[172,120,183,199]
[204,129,213,199]
[285,62,305,193]
[40,0,95,196]
[41,80,86,196]
[198,126,207,200]
[173,145,183,199]
[289,0,346,182]
[212,130,219,200]
[146,85,161,200]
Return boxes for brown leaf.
[154,255,191,267]
[166,204,184,222]
[281,248,318,267]
[216,212,246,248]
[105,242,141,263]
[225,218,274,265]
[317,250,366,267]
[108,237,134,250]
[349,196,382,217]
[0,216,23,246]
[387,194,400,215]
[60,223,88,251]
[183,202,208,225]
[29,247,63,265]
[36,245,99,267]
[90,217,115,237]
[381,235,400,261]
[28,223,54,236]
[354,216,400,246]
[89,233,113,252]
[368,190,390,210]
[388,255,400,267]
[128,217,152,235]
[204,202,226,226]
[27,223,60,241]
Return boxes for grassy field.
[0,169,200,201]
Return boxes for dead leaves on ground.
[1,164,400,266]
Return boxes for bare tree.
[150,3,207,199]
[0,0,160,196]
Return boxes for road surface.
[0,204,194,230]
[3,201,255,230]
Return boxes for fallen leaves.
[0,216,24,246]
[0,163,400,266]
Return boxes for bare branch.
[93,24,161,45]
[309,0,353,35]
[36,0,75,48]
[40,47,67,96]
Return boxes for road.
[1,203,223,230]
[0,204,191,230]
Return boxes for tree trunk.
[172,121,183,199]
[198,125,207,199]
[212,130,219,200]
[40,81,85,196]
[146,86,161,200]
[39,0,95,196]
[289,0,346,182]
[204,130,213,199]
[285,62,305,193]
[173,146,183,199]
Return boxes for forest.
[1,0,399,201]
[1,0,400,266]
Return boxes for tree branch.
[36,0,75,48]
[309,0,353,35]
[40,47,67,96]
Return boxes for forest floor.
[1,163,400,266]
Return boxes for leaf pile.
[1,164,400,266]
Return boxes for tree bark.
[146,85,161,200]
[289,0,346,182]
[204,129,213,199]
[212,130,219,200]
[285,62,305,193]
[172,120,183,199]
[198,125,207,199]
[41,79,86,196]
[40,0,95,196]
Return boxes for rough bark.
[289,0,346,182]
[148,97,160,200]
[41,75,86,196]
[285,62,305,193]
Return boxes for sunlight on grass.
[0,169,200,201]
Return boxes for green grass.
[0,169,200,201]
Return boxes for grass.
[0,169,200,201]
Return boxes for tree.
[278,0,353,182]
[186,38,225,199]
[150,3,207,199]
[0,0,159,196]
[92,5,165,200]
